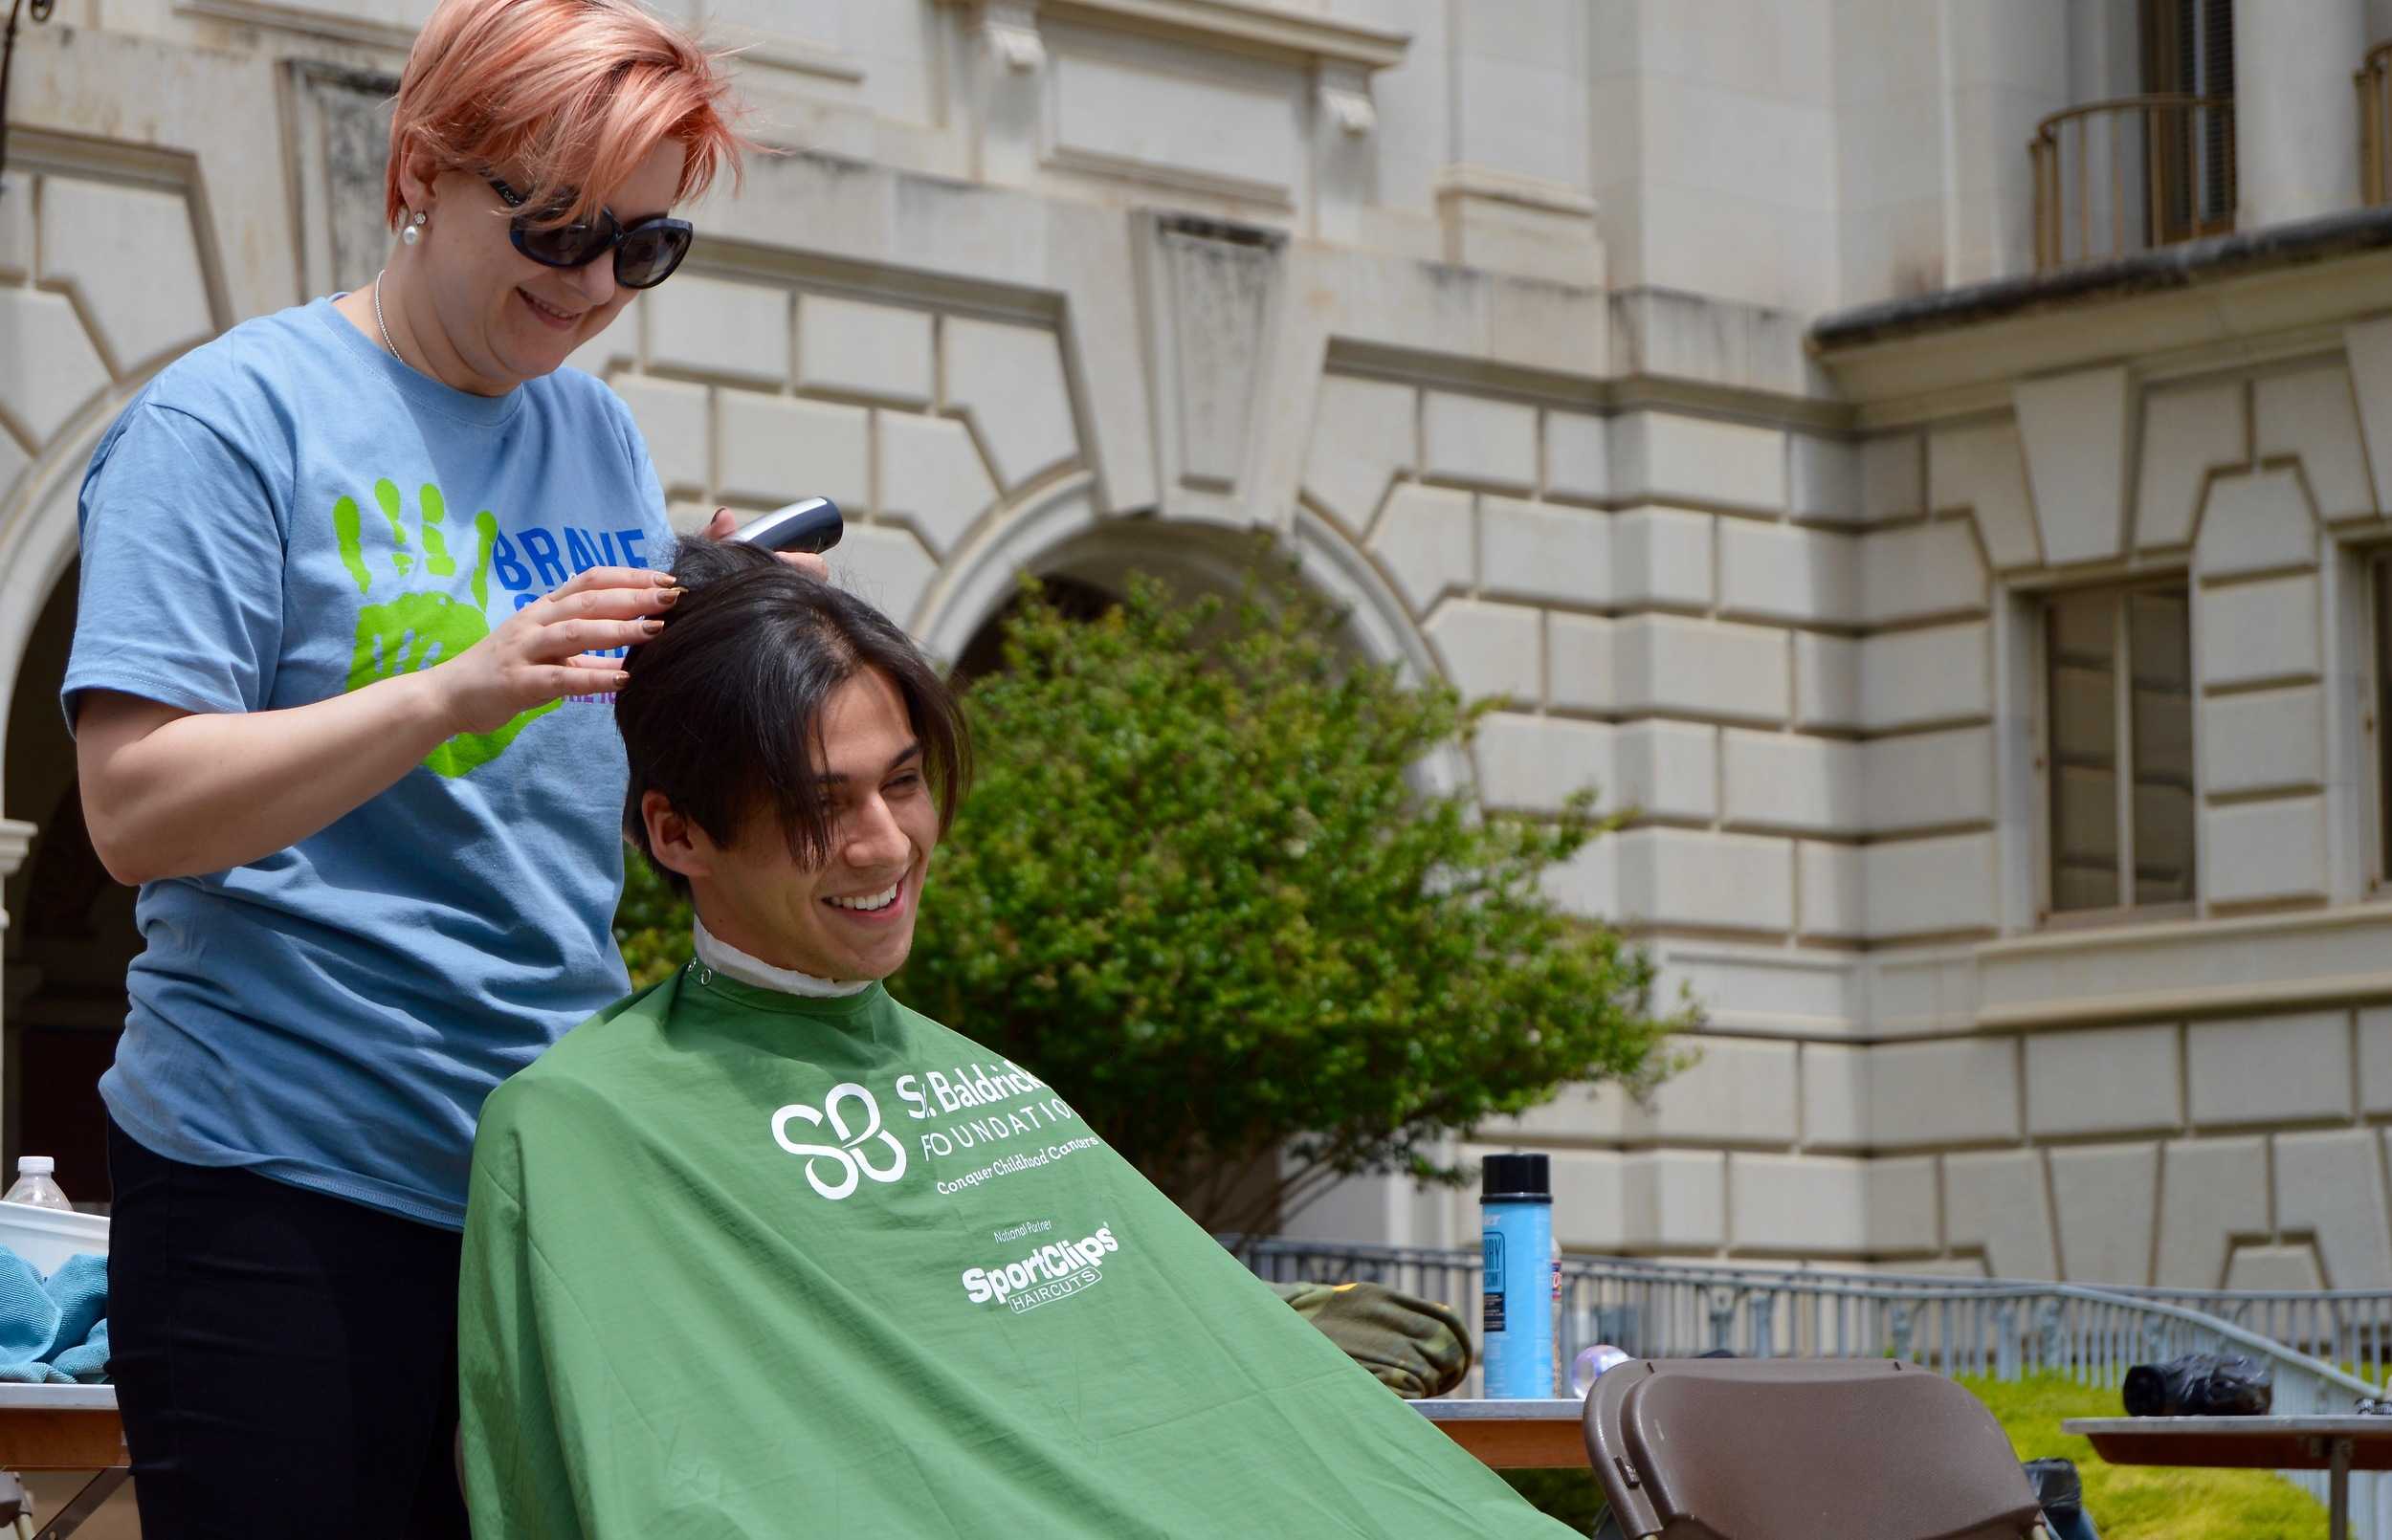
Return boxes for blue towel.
[0,1251,108,1384]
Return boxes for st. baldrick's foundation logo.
[771,1083,906,1200]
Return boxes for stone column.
[2232,0,2368,228]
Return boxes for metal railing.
[1244,1241,2392,1386]
[1243,1240,2392,1530]
[1532,1253,2392,1387]
[2361,41,2392,205]
[2127,1283,2392,1379]
[2030,94,2235,270]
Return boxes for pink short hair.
[386,0,748,231]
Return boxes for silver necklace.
[371,271,402,363]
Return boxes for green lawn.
[1501,1372,2328,1537]
[1956,1372,2326,1540]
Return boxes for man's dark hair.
[616,539,971,894]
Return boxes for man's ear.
[640,791,714,884]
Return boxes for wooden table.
[0,1386,127,1540]
[2065,1415,2392,1540]
[1412,1397,1587,1468]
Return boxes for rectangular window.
[2046,585,2195,916]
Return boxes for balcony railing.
[2030,94,2235,271]
[2360,41,2392,204]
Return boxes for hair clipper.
[728,496,843,555]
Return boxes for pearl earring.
[401,209,427,247]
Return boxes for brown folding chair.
[1584,1358,2047,1540]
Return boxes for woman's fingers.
[543,664,629,698]
[534,565,679,623]
[538,581,682,624]
[548,563,676,601]
[521,617,661,662]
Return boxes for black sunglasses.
[483,175,695,290]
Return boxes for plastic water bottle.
[1572,1343,1633,1397]
[1481,1152,1556,1398]
[3,1157,71,1212]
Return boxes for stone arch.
[915,473,1100,665]
[916,475,1441,679]
[911,475,1467,798]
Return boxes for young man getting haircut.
[456,541,1566,1536]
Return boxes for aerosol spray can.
[1480,1153,1557,1398]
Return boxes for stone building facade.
[8,0,2392,1293]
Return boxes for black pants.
[105,1119,469,1539]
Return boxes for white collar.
[690,914,875,998]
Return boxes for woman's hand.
[429,565,676,735]
[700,507,831,580]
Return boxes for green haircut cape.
[457,963,1569,1538]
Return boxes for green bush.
[616,844,693,990]
[618,561,1680,1233]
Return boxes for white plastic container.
[0,1201,109,1277]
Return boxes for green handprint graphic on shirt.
[334,478,558,778]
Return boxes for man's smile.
[822,869,915,930]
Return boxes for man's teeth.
[828,885,899,913]
[522,291,579,320]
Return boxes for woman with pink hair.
[60,2,806,1531]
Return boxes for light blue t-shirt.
[63,296,671,1229]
